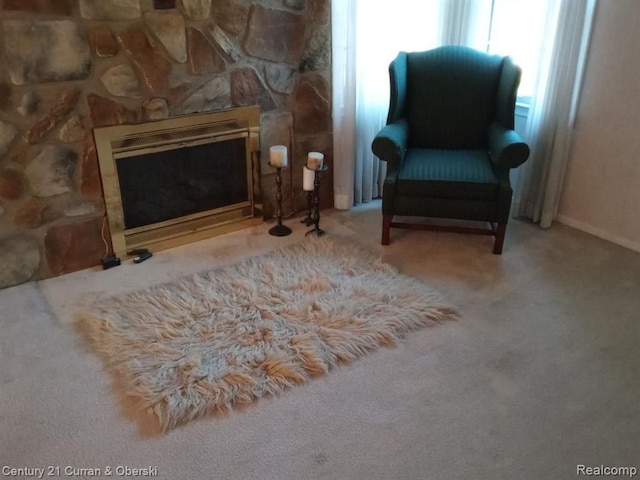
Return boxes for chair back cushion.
[406,46,503,149]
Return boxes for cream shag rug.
[77,237,456,431]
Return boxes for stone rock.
[44,216,105,276]
[165,84,192,106]
[25,146,77,197]
[230,66,276,112]
[187,27,225,75]
[292,73,330,134]
[0,205,4,216]
[153,0,176,8]
[26,88,81,144]
[264,64,296,94]
[300,28,330,72]
[81,142,102,197]
[89,26,119,57]
[206,24,240,63]
[177,76,231,114]
[13,197,47,228]
[284,0,306,10]
[0,83,11,110]
[8,143,31,166]
[309,0,330,25]
[79,0,141,20]
[169,80,196,102]
[261,111,293,147]
[3,0,73,15]
[211,0,249,36]
[0,169,24,200]
[17,91,40,117]
[58,115,86,143]
[145,12,187,63]
[143,98,170,121]
[118,24,173,96]
[64,201,96,217]
[244,5,306,64]
[0,236,41,288]
[87,94,140,128]
[101,64,141,98]
[181,0,211,19]
[3,20,91,85]
[0,120,18,156]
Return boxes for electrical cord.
[100,215,109,257]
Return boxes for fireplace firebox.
[93,106,262,257]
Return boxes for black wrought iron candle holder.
[268,163,292,237]
[305,164,328,237]
[301,190,313,226]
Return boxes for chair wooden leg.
[493,223,507,254]
[382,215,392,245]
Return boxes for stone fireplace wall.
[0,0,332,288]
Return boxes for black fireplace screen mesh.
[116,137,248,230]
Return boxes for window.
[486,0,558,104]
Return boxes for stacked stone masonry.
[0,0,332,288]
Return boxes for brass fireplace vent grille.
[111,119,248,153]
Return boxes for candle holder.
[301,190,313,226]
[306,164,329,237]
[268,163,292,237]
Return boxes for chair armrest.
[371,119,409,174]
[488,123,530,169]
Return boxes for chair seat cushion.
[397,148,499,200]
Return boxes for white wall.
[558,0,640,252]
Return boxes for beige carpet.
[3,205,640,479]
[76,236,456,431]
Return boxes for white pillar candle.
[269,145,288,168]
[307,151,324,170]
[303,166,315,191]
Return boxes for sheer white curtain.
[332,0,441,209]
[440,0,492,48]
[332,0,597,224]
[512,0,597,227]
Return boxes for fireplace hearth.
[93,106,262,256]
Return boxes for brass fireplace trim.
[93,106,262,257]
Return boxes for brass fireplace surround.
[93,106,262,257]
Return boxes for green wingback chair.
[371,45,530,254]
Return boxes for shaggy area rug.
[77,237,456,431]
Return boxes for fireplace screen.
[117,137,248,230]
[93,107,262,256]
